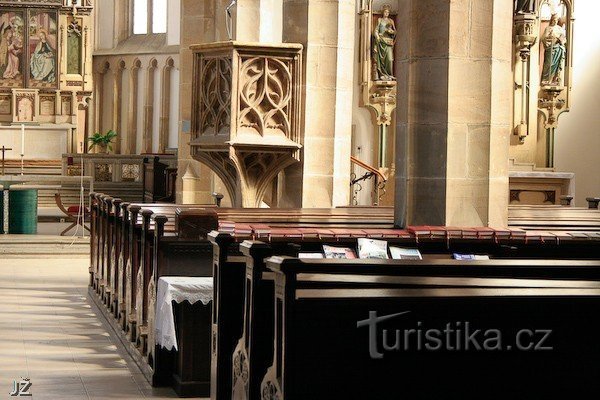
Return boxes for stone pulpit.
[189,42,303,207]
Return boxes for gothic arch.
[159,57,176,153]
[127,58,143,154]
[143,58,159,153]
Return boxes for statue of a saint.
[541,14,567,86]
[372,5,396,81]
[515,0,535,14]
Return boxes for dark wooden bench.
[88,197,600,399]
[213,233,600,400]
[261,257,600,399]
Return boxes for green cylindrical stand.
[9,188,38,234]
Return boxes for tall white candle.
[21,124,24,155]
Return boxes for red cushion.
[67,206,89,214]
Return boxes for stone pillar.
[395,0,512,227]
[159,59,174,154]
[282,0,355,207]
[143,60,158,154]
[93,71,103,139]
[112,66,122,154]
[127,60,141,155]
[259,0,283,43]
[176,0,218,204]
[234,0,261,41]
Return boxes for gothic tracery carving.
[239,57,292,137]
[191,43,303,207]
[198,57,231,136]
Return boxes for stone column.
[395,0,512,227]
[93,70,103,138]
[259,0,283,43]
[176,0,218,203]
[159,60,173,154]
[112,67,122,154]
[234,0,261,41]
[143,60,157,154]
[282,0,355,207]
[127,60,141,155]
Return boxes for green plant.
[88,130,117,151]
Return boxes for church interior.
[0,0,599,398]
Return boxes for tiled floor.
[0,257,198,399]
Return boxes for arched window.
[132,0,167,35]
[152,0,167,33]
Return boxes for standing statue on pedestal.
[372,4,396,81]
[541,14,567,86]
[515,0,535,13]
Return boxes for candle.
[21,124,24,155]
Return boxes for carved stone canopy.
[190,41,303,207]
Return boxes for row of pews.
[89,193,600,399]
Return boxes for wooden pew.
[219,233,600,400]
[169,212,394,400]
[125,206,397,354]
[88,200,600,398]
[89,200,396,293]
[89,198,195,296]
[90,199,220,392]
[146,211,217,382]
[115,202,130,323]
[261,257,600,399]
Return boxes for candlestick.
[20,124,24,156]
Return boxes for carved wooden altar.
[0,0,93,139]
[189,42,303,207]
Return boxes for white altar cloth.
[156,276,213,350]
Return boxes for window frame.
[131,0,167,36]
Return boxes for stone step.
[0,234,89,258]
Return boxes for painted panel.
[27,9,58,88]
[0,9,25,88]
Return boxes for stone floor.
[0,257,203,399]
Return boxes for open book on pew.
[357,238,389,259]
[389,247,423,260]
[298,253,324,259]
[453,253,491,261]
[323,245,357,259]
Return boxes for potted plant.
[88,130,117,153]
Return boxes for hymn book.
[357,238,389,259]
[390,247,423,260]
[323,245,357,259]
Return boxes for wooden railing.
[62,153,177,203]
[350,156,387,206]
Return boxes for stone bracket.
[191,143,300,207]
[538,86,566,128]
